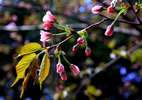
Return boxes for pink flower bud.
[107,6,115,14]
[77,37,84,45]
[72,45,78,52]
[105,24,114,36]
[43,11,55,23]
[85,46,91,56]
[70,64,80,76]
[56,63,64,74]
[40,30,51,42]
[43,22,53,30]
[60,72,67,80]
[92,5,103,14]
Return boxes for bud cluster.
[54,46,80,80]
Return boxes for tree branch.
[84,18,108,31]
[47,34,76,49]
[99,14,141,25]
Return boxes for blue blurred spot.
[121,77,127,83]
[43,88,48,94]
[79,6,85,13]
[8,90,15,97]
[0,96,5,100]
[0,0,2,4]
[84,0,92,4]
[87,3,93,8]
[116,64,122,69]
[123,92,130,99]
[127,72,137,80]
[120,67,127,75]
[26,97,32,100]
[46,93,53,100]
[135,77,142,83]
[5,80,13,88]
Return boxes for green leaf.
[17,43,42,58]
[87,85,96,95]
[39,52,50,90]
[78,30,88,38]
[131,54,137,63]
[65,27,71,36]
[11,53,36,87]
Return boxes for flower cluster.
[55,46,80,80]
[72,36,91,56]
[40,11,56,47]
[91,3,116,36]
[43,11,55,30]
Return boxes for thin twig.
[48,34,76,49]
[99,14,141,25]
[84,18,108,31]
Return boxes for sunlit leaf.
[20,74,30,98]
[39,52,50,90]
[11,53,36,87]
[17,43,42,58]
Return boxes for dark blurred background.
[0,0,142,100]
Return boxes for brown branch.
[84,18,108,31]
[99,14,141,25]
[127,0,142,24]
[47,18,108,49]
[47,34,76,49]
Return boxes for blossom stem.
[43,42,45,48]
[36,49,46,59]
[58,24,66,28]
[57,27,65,30]
[83,37,88,46]
[53,32,66,36]
[113,8,127,24]
[58,55,61,63]
[62,55,70,65]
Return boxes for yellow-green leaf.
[17,43,42,58]
[87,85,96,95]
[39,53,50,90]
[20,74,30,98]
[11,53,36,87]
[108,40,116,49]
